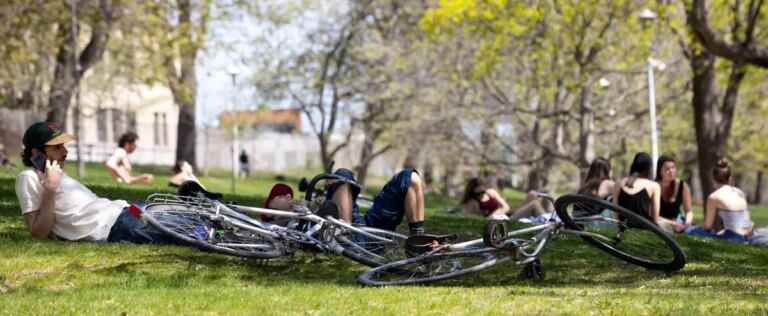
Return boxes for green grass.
[1,162,768,315]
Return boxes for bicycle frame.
[144,193,396,255]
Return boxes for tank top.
[659,181,684,220]
[476,195,501,216]
[717,208,754,232]
[617,188,652,221]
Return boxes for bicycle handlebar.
[301,173,362,202]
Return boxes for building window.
[154,112,160,146]
[162,113,168,146]
[128,111,137,132]
[111,108,124,142]
[96,108,108,143]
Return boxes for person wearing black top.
[655,155,694,233]
[613,152,661,225]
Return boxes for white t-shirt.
[15,169,127,241]
[106,148,131,171]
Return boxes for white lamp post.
[228,68,239,194]
[639,8,659,175]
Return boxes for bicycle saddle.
[405,234,458,257]
[177,181,223,200]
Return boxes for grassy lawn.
[1,162,767,315]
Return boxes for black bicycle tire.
[554,194,686,271]
[357,247,504,286]
[336,226,408,267]
[142,204,285,259]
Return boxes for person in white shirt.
[105,132,154,184]
[16,122,176,244]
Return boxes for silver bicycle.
[358,193,686,285]
[137,173,408,267]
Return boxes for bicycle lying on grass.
[133,172,408,267]
[358,193,686,285]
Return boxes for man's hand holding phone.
[41,159,63,192]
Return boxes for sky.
[195,1,345,132]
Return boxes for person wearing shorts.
[326,168,426,235]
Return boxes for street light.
[228,67,239,194]
[639,8,659,176]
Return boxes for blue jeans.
[107,208,184,245]
[365,169,417,231]
[684,225,748,243]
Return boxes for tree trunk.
[526,158,552,192]
[754,170,764,204]
[690,50,746,204]
[168,0,201,170]
[175,99,196,169]
[442,162,458,197]
[578,84,595,172]
[355,130,375,188]
[318,135,332,172]
[47,42,77,126]
[46,2,114,126]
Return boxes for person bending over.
[15,122,176,244]
[105,132,154,184]
[613,152,662,226]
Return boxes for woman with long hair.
[578,157,615,199]
[613,152,662,225]
[462,177,552,222]
[654,155,694,233]
[462,177,511,220]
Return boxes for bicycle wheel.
[554,194,686,271]
[357,247,505,286]
[142,203,284,259]
[335,226,408,267]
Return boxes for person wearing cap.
[15,122,177,243]
[105,132,154,184]
[327,168,426,236]
[261,183,297,225]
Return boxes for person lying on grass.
[15,122,177,244]
[264,168,427,236]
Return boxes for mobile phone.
[31,153,47,172]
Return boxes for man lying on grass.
[264,168,428,236]
[14,122,177,244]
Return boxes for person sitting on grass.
[613,152,662,226]
[655,155,694,233]
[577,157,615,199]
[105,132,154,184]
[15,122,177,244]
[685,159,768,246]
[461,177,553,223]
